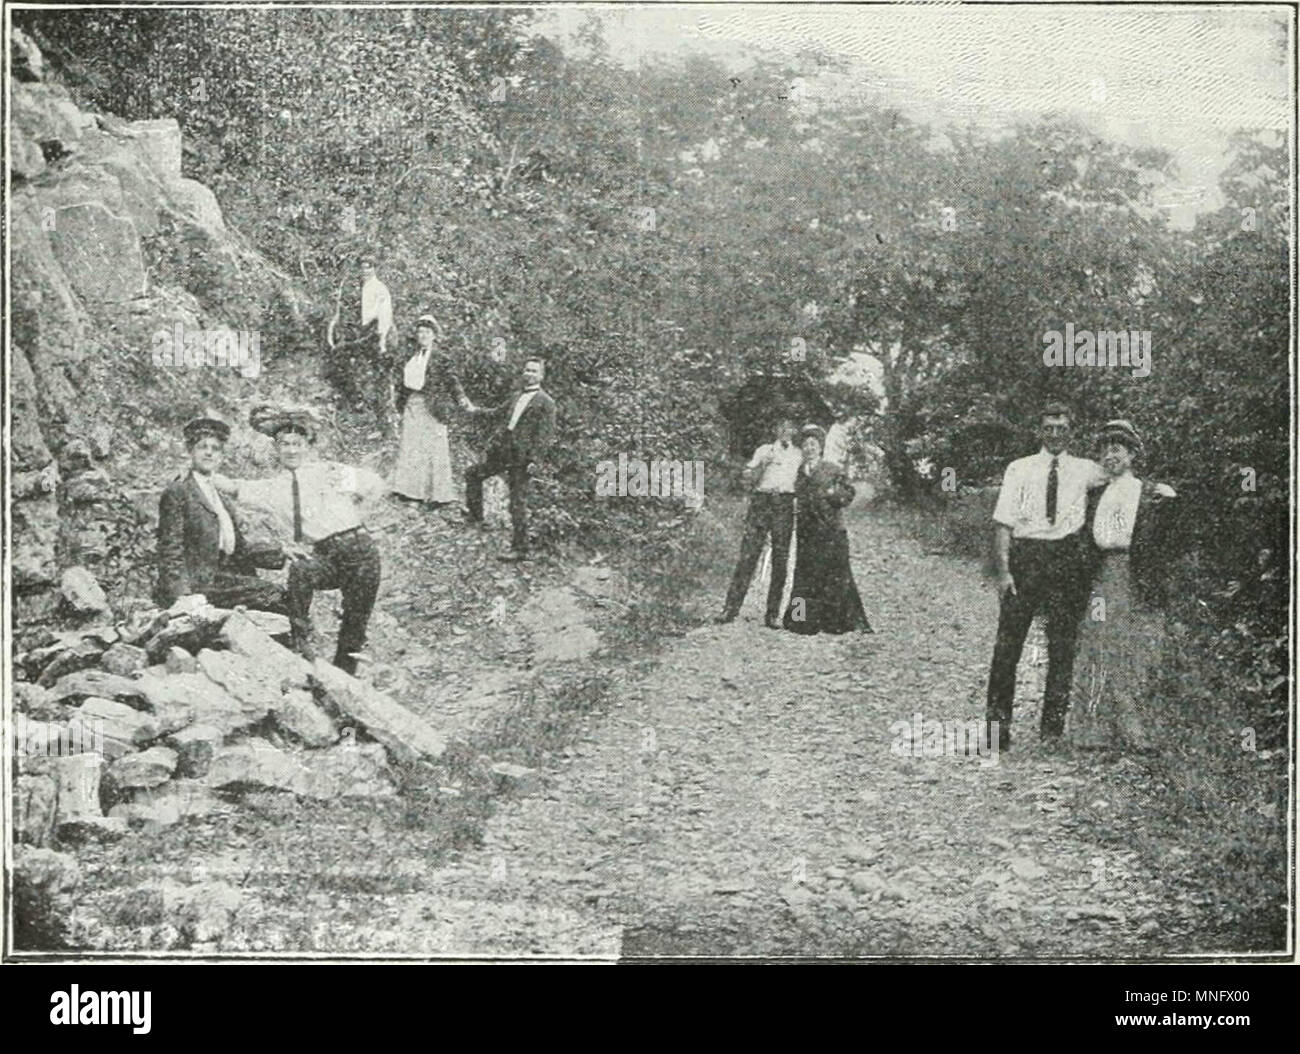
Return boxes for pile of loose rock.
[12,597,450,943]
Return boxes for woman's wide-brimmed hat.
[249,403,321,441]
[799,423,827,443]
[1100,418,1144,456]
[182,416,230,446]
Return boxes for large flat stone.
[205,739,311,796]
[134,671,262,737]
[48,669,146,705]
[107,746,177,789]
[311,660,447,764]
[47,202,146,303]
[166,723,225,779]
[220,611,311,684]
[77,697,158,759]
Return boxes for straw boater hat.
[1100,418,1144,457]
[249,404,322,441]
[415,314,440,332]
[182,416,231,446]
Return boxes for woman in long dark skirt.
[783,424,872,635]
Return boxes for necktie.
[1046,456,1059,524]
[291,469,304,542]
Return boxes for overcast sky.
[537,3,1292,227]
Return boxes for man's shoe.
[715,611,738,624]
[497,551,528,563]
[764,616,782,629]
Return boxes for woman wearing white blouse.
[390,314,458,505]
[1068,420,1177,752]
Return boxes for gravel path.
[424,506,1187,958]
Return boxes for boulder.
[219,610,311,683]
[100,642,148,677]
[35,640,106,686]
[78,696,161,757]
[142,607,230,661]
[197,647,283,713]
[205,739,312,796]
[168,177,225,232]
[15,773,58,846]
[60,566,110,618]
[117,606,164,645]
[131,118,182,179]
[311,659,447,764]
[20,753,105,842]
[107,746,178,790]
[48,669,146,705]
[167,723,225,779]
[110,779,229,827]
[14,681,59,717]
[301,742,396,798]
[164,646,198,674]
[47,202,147,303]
[134,671,261,737]
[11,493,60,589]
[273,688,339,748]
[491,761,544,796]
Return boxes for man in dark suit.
[459,356,556,562]
[154,417,290,613]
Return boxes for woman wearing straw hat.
[1068,419,1177,752]
[390,313,459,506]
[782,424,872,635]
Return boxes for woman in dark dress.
[783,424,873,635]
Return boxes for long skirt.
[1067,552,1160,751]
[782,519,872,635]
[390,393,455,503]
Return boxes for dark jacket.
[155,473,285,606]
[795,460,856,532]
[482,387,556,465]
[1081,477,1176,606]
[393,345,459,420]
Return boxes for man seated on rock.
[154,416,291,617]
[213,405,386,675]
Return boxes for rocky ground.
[20,498,1268,960]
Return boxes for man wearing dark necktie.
[218,406,386,674]
[985,402,1105,750]
[460,356,556,562]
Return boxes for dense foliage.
[21,9,1289,697]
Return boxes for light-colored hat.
[415,314,440,331]
[1100,418,1144,456]
[249,404,321,441]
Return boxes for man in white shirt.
[717,416,802,628]
[986,402,1106,750]
[359,254,393,354]
[217,406,386,674]
[460,356,556,562]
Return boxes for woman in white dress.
[390,314,457,505]
[1068,419,1177,752]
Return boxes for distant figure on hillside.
[326,251,395,436]
[782,424,872,635]
[215,406,386,674]
[154,416,290,615]
[1068,419,1177,753]
[985,401,1106,752]
[459,356,556,563]
[390,313,460,507]
[716,415,801,628]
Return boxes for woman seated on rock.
[154,416,290,615]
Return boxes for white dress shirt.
[507,388,539,431]
[404,347,432,390]
[747,441,802,493]
[992,448,1104,541]
[361,276,393,348]
[233,461,386,544]
[191,471,236,555]
[1092,474,1144,549]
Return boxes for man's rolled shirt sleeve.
[991,462,1021,529]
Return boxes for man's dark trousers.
[723,492,794,621]
[287,527,381,675]
[465,437,530,553]
[986,536,1089,746]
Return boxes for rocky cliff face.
[9,27,307,630]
